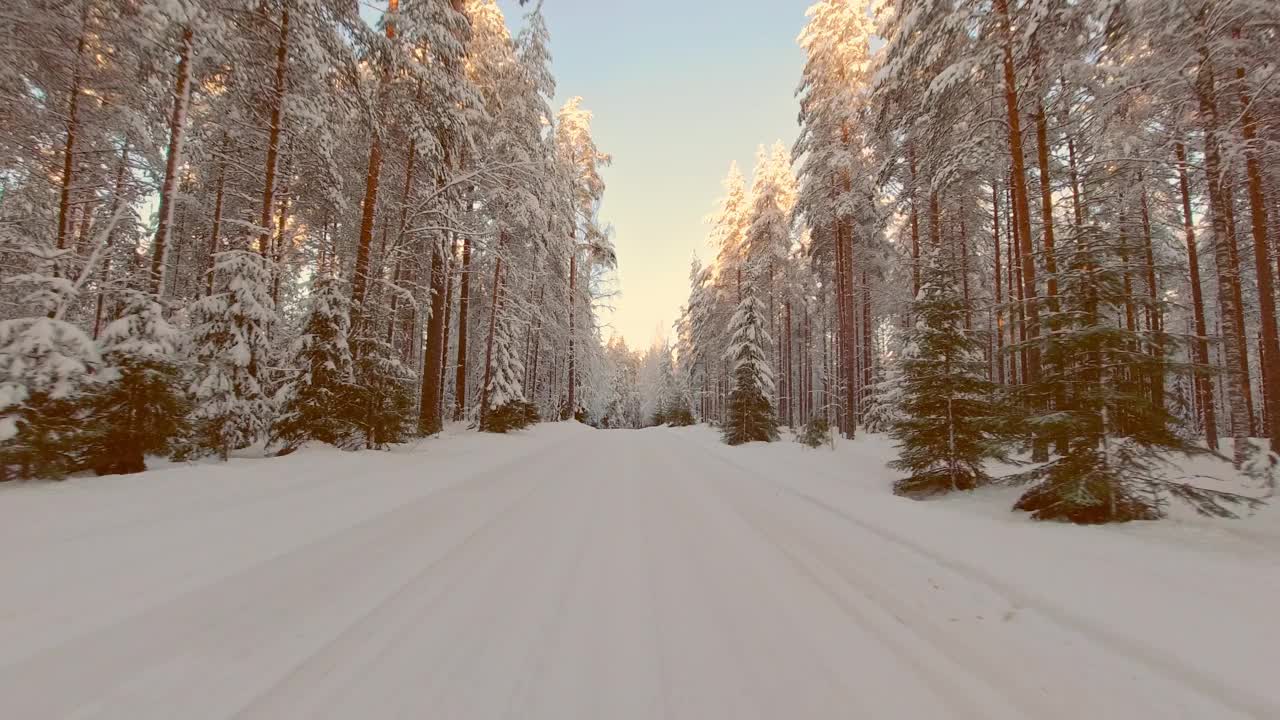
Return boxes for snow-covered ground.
[1,423,1277,719]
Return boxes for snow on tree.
[479,299,535,434]
[723,288,778,446]
[272,274,360,451]
[0,315,100,479]
[1010,223,1264,523]
[862,350,903,435]
[890,249,1007,498]
[651,344,693,427]
[84,291,189,476]
[187,250,279,460]
[352,335,415,448]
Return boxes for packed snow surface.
[1,424,1278,719]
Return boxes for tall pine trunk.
[1176,142,1218,450]
[480,243,505,423]
[55,0,90,263]
[992,181,1005,385]
[419,236,448,435]
[257,1,289,257]
[566,249,577,420]
[205,143,227,296]
[1195,42,1248,466]
[148,27,194,296]
[453,235,472,420]
[1234,45,1280,452]
[994,0,1041,388]
[93,142,129,339]
[1139,184,1165,411]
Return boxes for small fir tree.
[1011,231,1263,523]
[354,334,415,448]
[0,316,100,479]
[480,306,537,433]
[653,348,694,426]
[187,250,279,460]
[85,291,188,475]
[797,417,832,448]
[862,353,904,434]
[722,289,778,445]
[272,275,361,451]
[891,249,1007,497]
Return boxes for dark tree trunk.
[419,237,448,435]
[1177,142,1218,450]
[453,235,472,421]
[257,2,289,257]
[148,27,194,296]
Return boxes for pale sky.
[497,0,811,349]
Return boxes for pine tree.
[85,291,188,475]
[891,250,1006,498]
[272,275,360,451]
[352,335,415,449]
[1011,226,1263,523]
[653,346,694,427]
[862,353,903,434]
[0,316,100,479]
[480,304,535,433]
[187,250,279,460]
[723,289,778,445]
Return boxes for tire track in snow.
[666,437,1004,720]
[0,432,581,719]
[228,434,592,719]
[681,434,1277,719]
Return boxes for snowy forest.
[3,0,1280,527]
[0,0,624,474]
[677,0,1280,522]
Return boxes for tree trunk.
[453,235,472,420]
[419,236,448,435]
[1221,179,1256,435]
[1177,142,1219,450]
[1198,49,1249,466]
[148,27,194,296]
[270,160,291,307]
[93,142,130,339]
[1235,47,1280,452]
[908,141,921,298]
[438,235,457,420]
[257,1,289,257]
[566,249,577,420]
[994,0,1040,387]
[1139,185,1164,411]
[993,181,1005,385]
[480,248,504,424]
[205,146,227,296]
[1194,42,1248,465]
[1034,97,1059,314]
[1011,180,1028,386]
[835,218,856,437]
[386,139,418,352]
[55,0,90,262]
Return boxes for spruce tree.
[272,275,360,451]
[0,316,100,479]
[480,305,536,434]
[862,353,904,434]
[85,291,188,475]
[352,335,415,449]
[652,346,693,426]
[187,250,279,460]
[891,250,1007,497]
[722,289,778,445]
[1011,229,1263,523]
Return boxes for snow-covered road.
[1,424,1278,719]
